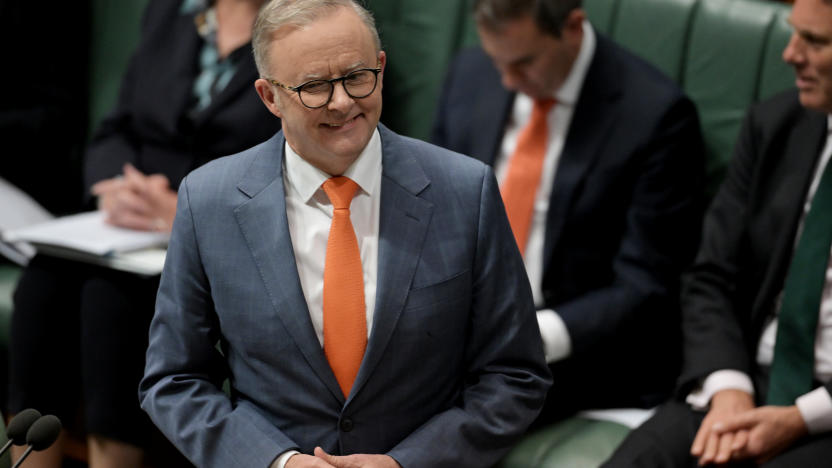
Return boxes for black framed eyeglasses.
[267,61,382,109]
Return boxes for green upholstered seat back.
[88,0,150,137]
[683,0,789,192]
[758,7,795,101]
[610,0,698,83]
[585,0,794,195]
[584,0,620,35]
[367,0,479,141]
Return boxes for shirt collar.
[284,128,382,204]
[553,20,596,106]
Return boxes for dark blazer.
[83,0,280,199]
[432,34,705,408]
[678,90,831,400]
[139,125,552,467]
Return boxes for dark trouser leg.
[79,270,158,447]
[602,400,710,468]
[8,255,85,423]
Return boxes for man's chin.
[797,90,832,113]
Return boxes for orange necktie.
[321,176,367,397]
[500,98,556,255]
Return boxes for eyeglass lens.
[299,69,377,108]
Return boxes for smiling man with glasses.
[139,1,552,467]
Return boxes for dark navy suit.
[433,34,705,415]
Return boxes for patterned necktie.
[500,98,556,255]
[767,155,832,405]
[321,176,367,398]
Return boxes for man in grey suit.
[138,1,551,467]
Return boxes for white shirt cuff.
[686,370,755,410]
[796,387,832,434]
[536,309,571,363]
[272,450,300,468]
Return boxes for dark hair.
[473,0,582,37]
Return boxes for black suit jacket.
[678,90,831,401]
[432,34,705,407]
[83,0,280,200]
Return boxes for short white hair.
[252,0,381,76]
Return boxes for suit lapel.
[233,134,344,403]
[194,45,259,127]
[542,37,623,274]
[349,126,434,401]
[152,13,200,133]
[752,109,829,327]
[472,84,515,166]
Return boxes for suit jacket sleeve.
[387,166,552,467]
[139,176,297,468]
[676,107,762,396]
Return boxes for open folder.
[1,179,168,276]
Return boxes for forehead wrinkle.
[269,9,377,82]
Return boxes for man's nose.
[782,32,805,67]
[327,82,354,111]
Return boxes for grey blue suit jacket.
[139,124,552,467]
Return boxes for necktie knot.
[322,176,359,210]
[533,98,557,117]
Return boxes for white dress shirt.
[688,116,832,434]
[494,21,596,363]
[273,129,383,468]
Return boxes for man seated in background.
[139,1,551,467]
[605,0,832,465]
[432,0,705,420]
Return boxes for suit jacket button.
[340,418,354,432]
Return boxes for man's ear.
[562,8,586,43]
[376,50,387,91]
[254,79,283,119]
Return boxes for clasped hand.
[690,389,807,465]
[92,163,177,232]
[285,447,401,468]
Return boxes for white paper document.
[4,211,169,256]
[2,207,169,276]
[0,177,54,264]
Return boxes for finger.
[114,188,154,218]
[123,163,149,191]
[731,429,749,452]
[148,173,171,189]
[714,432,734,464]
[91,177,124,196]
[691,420,711,456]
[712,412,755,434]
[314,447,336,463]
[105,210,159,231]
[699,431,720,466]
